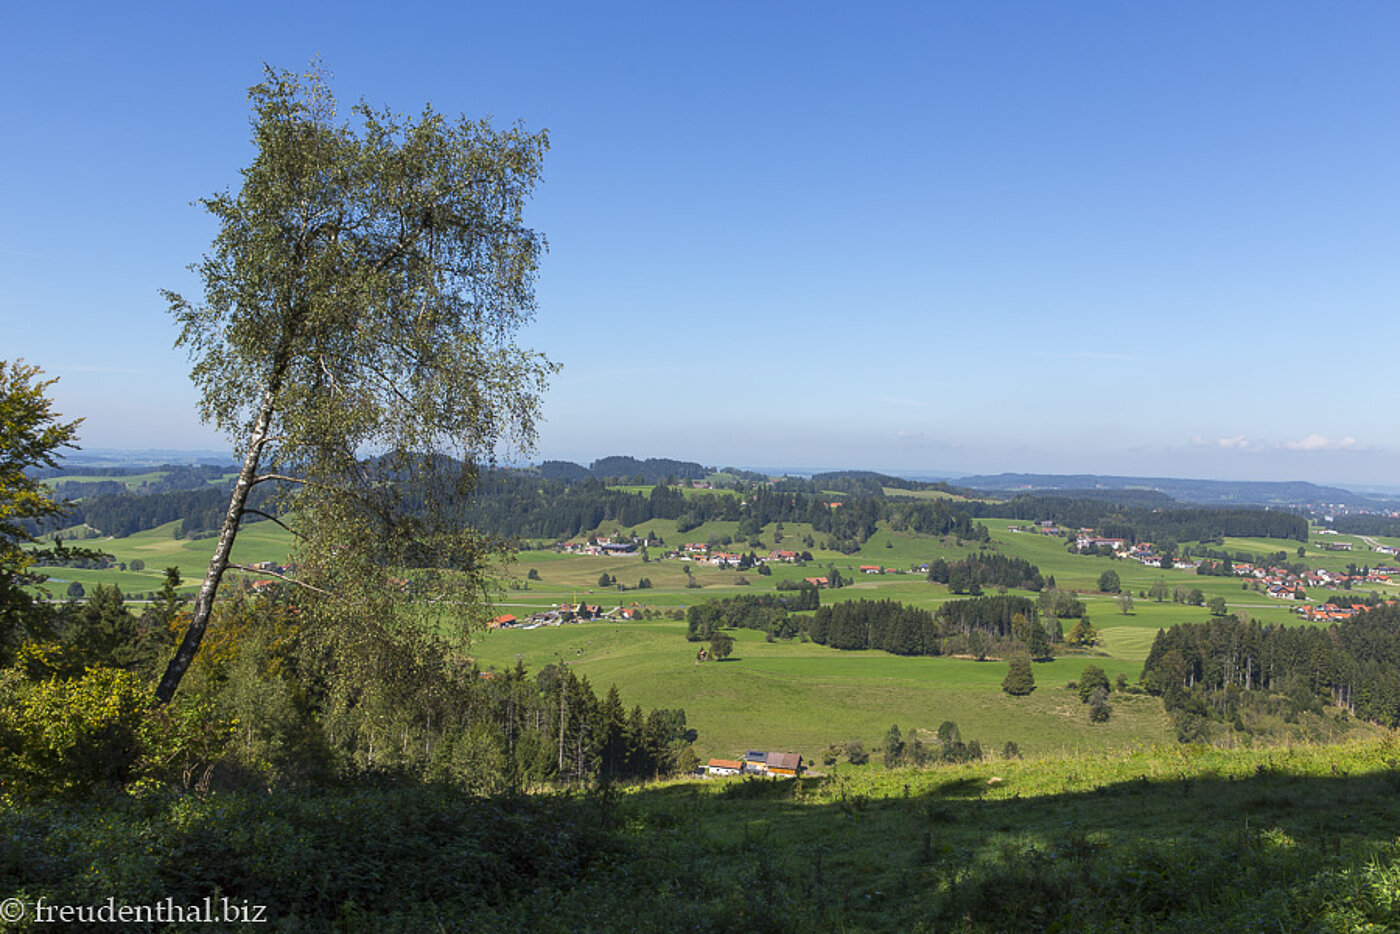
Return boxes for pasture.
[32,501,1391,759]
[468,620,1174,761]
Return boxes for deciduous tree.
[155,65,553,705]
[0,361,82,660]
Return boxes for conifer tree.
[1002,655,1036,696]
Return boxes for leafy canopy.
[156,64,554,703]
[0,360,82,658]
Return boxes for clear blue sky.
[5,2,1399,486]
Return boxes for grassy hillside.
[32,520,295,599]
[7,737,1400,931]
[469,620,1174,760]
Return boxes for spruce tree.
[1002,655,1036,696]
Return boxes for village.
[487,526,1400,633]
[1012,524,1400,619]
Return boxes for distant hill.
[955,473,1396,509]
[533,456,710,484]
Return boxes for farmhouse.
[765,752,802,777]
[706,759,742,777]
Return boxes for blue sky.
[5,2,1399,485]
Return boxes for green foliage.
[7,740,1400,931]
[1097,568,1121,593]
[0,361,83,661]
[1067,617,1099,647]
[1078,664,1111,703]
[0,661,149,797]
[1002,655,1036,696]
[1087,686,1113,722]
[156,64,555,704]
[883,723,905,768]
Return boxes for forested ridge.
[972,495,1308,542]
[1142,603,1400,733]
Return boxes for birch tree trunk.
[154,382,278,705]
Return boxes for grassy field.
[9,736,1400,931]
[32,520,295,600]
[34,506,1392,760]
[469,619,1173,760]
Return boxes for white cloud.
[1191,434,1251,449]
[1189,433,1365,454]
[1282,434,1358,452]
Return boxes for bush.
[0,661,148,797]
[1088,687,1112,723]
[1078,665,1110,703]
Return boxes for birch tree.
[155,65,553,705]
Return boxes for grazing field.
[33,505,1389,758]
[469,619,1173,760]
[32,520,295,599]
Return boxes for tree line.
[1140,604,1400,738]
[972,495,1309,543]
[0,579,697,797]
[807,595,1056,659]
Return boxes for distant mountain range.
[952,473,1399,510]
[54,450,1399,512]
[60,448,235,467]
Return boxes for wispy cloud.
[1190,433,1366,453]
[1192,434,1252,450]
[1282,433,1359,452]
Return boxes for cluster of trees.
[30,458,999,556]
[1141,605,1400,736]
[684,589,818,642]
[882,721,984,768]
[1076,664,1113,722]
[805,595,1058,660]
[462,476,993,550]
[1,68,709,799]
[2,580,699,796]
[1329,515,1400,538]
[974,496,1309,543]
[926,552,1044,593]
[32,462,233,490]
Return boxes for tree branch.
[240,509,304,539]
[251,473,309,487]
[228,564,335,598]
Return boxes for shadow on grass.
[4,748,1400,931]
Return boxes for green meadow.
[34,504,1394,759]
[468,619,1173,761]
[33,519,295,600]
